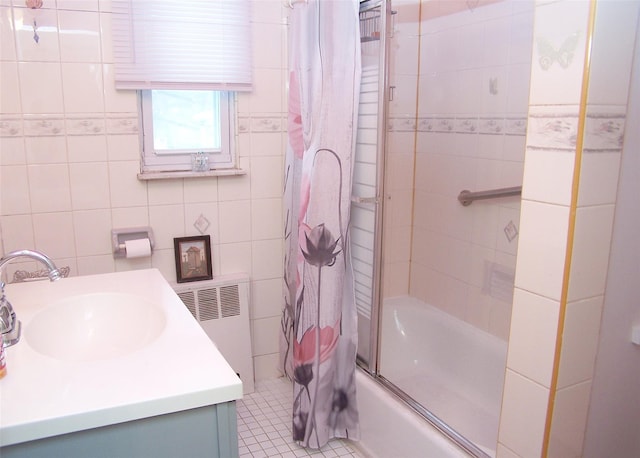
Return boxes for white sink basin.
[1,269,242,448]
[25,292,167,362]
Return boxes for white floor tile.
[237,377,363,457]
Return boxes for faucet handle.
[0,248,60,347]
[0,293,16,332]
[0,296,21,347]
[0,300,12,331]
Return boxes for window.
[140,90,235,173]
[111,0,251,176]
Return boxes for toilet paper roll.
[124,238,152,258]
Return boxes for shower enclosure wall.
[353,1,534,456]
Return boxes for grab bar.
[351,195,379,205]
[458,186,522,206]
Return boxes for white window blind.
[111,0,252,91]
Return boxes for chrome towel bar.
[458,186,522,206]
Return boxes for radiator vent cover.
[220,284,240,318]
[198,287,220,321]
[172,273,254,394]
[177,291,197,318]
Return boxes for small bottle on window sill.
[191,152,209,172]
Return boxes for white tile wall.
[0,137,25,165]
[19,62,64,113]
[0,7,16,60]
[110,206,148,229]
[521,147,575,206]
[58,10,101,62]
[61,63,104,112]
[219,200,252,244]
[514,199,569,302]
[403,0,533,340]
[547,380,592,458]
[500,0,637,455]
[577,152,621,206]
[567,204,616,301]
[507,288,560,387]
[499,369,548,458]
[586,0,638,106]
[0,63,21,113]
[496,443,520,458]
[556,296,603,389]
[73,208,112,256]
[1,166,31,214]
[32,211,76,258]
[1,214,34,251]
[0,0,288,381]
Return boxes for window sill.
[137,168,247,181]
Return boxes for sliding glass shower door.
[352,0,391,369]
[353,0,534,456]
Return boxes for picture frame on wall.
[173,235,213,283]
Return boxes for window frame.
[139,90,236,174]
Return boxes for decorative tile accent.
[237,116,250,133]
[105,115,138,134]
[454,117,478,134]
[391,116,417,132]
[237,115,286,133]
[479,117,504,135]
[11,266,71,283]
[398,116,527,136]
[583,113,625,153]
[504,220,519,243]
[505,118,527,136]
[66,116,106,135]
[535,32,580,71]
[0,117,23,137]
[193,214,211,235]
[527,113,579,150]
[432,117,455,133]
[415,117,433,132]
[250,116,282,132]
[23,116,65,136]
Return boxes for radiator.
[172,273,254,394]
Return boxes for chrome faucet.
[0,250,62,347]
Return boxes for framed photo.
[173,235,213,283]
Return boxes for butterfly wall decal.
[536,32,580,70]
[466,0,480,12]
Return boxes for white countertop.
[0,269,243,447]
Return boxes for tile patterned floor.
[237,377,363,458]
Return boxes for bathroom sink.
[25,292,167,362]
[1,269,242,449]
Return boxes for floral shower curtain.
[280,0,361,449]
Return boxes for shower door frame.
[354,1,493,457]
[354,0,391,377]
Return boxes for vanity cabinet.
[1,402,238,458]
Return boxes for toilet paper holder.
[112,227,155,258]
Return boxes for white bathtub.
[356,368,471,457]
[364,295,507,457]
